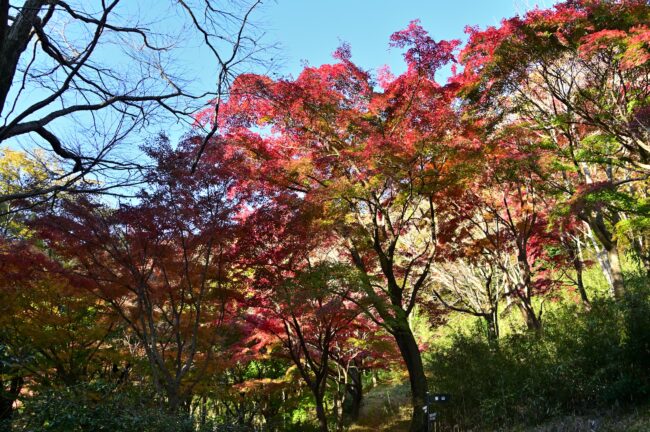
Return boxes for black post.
[424,405,429,432]
[423,393,429,432]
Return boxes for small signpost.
[424,393,451,432]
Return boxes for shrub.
[9,382,194,432]
[426,285,650,429]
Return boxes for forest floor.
[349,382,412,431]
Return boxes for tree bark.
[574,256,590,308]
[517,299,541,331]
[515,247,543,331]
[606,245,625,299]
[0,0,45,114]
[393,320,428,432]
[165,383,187,414]
[484,312,499,343]
[346,367,363,421]
[566,234,590,308]
[315,392,329,432]
[585,213,625,298]
[0,376,23,423]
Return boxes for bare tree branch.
[0,0,269,208]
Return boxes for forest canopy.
[1,1,650,431]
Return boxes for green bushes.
[3,379,315,432]
[6,382,196,432]
[426,285,650,429]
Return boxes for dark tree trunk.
[515,249,542,332]
[393,320,428,432]
[0,0,45,115]
[517,298,541,331]
[314,392,329,432]
[200,396,207,428]
[574,256,590,308]
[565,235,590,308]
[349,241,429,431]
[165,383,186,414]
[0,377,23,423]
[346,367,363,421]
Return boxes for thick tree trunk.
[585,214,625,299]
[0,0,45,115]
[606,245,625,299]
[350,242,428,431]
[0,377,23,423]
[346,367,363,421]
[314,393,329,432]
[513,246,543,332]
[517,298,541,331]
[165,383,187,414]
[393,320,428,432]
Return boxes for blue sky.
[261,0,556,78]
[3,0,558,172]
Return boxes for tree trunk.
[334,390,344,432]
[0,0,45,115]
[0,377,23,423]
[514,245,543,332]
[574,258,590,308]
[314,392,329,432]
[165,383,183,413]
[606,245,625,299]
[517,298,541,331]
[484,312,499,343]
[200,396,207,428]
[584,214,625,299]
[346,367,363,421]
[393,320,428,432]
[568,234,590,308]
